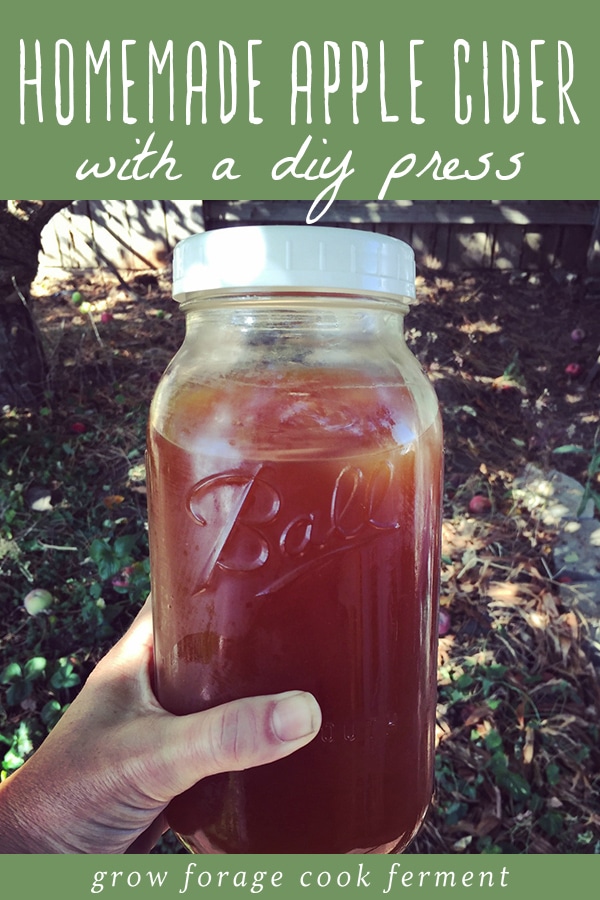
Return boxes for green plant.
[89,534,139,583]
[552,428,600,515]
[50,657,81,691]
[0,657,47,706]
[0,721,37,773]
[0,655,80,776]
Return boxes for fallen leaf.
[452,835,473,852]
[474,814,501,837]
[522,727,535,764]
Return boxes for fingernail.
[272,691,321,742]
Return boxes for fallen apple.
[24,588,53,616]
[565,362,583,378]
[468,494,492,515]
[438,609,451,636]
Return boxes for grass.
[1,265,599,854]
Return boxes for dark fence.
[39,200,600,275]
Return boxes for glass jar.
[146,225,443,854]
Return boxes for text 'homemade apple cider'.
[147,225,443,854]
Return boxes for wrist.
[0,765,64,854]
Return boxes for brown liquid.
[147,372,442,854]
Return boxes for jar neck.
[180,294,409,341]
[179,289,412,316]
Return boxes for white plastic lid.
[172,225,416,303]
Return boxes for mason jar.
[146,225,443,854]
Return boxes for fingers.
[125,813,169,854]
[152,690,322,801]
[86,597,154,696]
[105,596,153,664]
[270,690,322,743]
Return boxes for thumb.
[151,690,322,801]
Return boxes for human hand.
[0,598,322,853]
